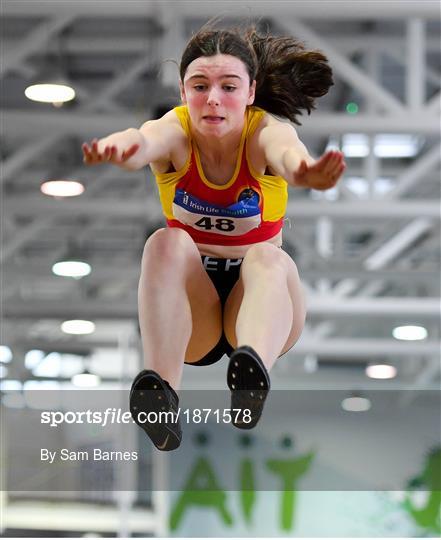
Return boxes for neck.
[191,125,244,163]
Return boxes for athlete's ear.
[179,81,187,104]
[247,80,256,106]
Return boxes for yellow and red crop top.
[153,105,288,246]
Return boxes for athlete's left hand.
[294,150,346,190]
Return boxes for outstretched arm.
[259,120,346,190]
[82,110,183,171]
[82,129,145,170]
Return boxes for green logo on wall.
[170,433,314,531]
[403,446,441,534]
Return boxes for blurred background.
[1,0,440,537]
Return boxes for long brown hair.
[180,25,333,125]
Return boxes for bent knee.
[142,228,196,265]
[242,242,290,274]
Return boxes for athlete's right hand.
[82,130,144,166]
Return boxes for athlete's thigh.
[184,256,223,363]
[223,251,306,355]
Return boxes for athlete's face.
[180,54,256,138]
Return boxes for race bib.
[172,188,261,236]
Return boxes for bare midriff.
[196,230,283,258]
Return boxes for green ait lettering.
[170,457,233,530]
[240,458,256,524]
[170,450,315,531]
[403,447,441,534]
[266,452,314,531]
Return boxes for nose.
[207,87,220,106]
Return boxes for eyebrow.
[187,74,242,81]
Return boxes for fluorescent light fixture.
[342,134,422,158]
[0,346,12,363]
[61,320,95,335]
[52,261,91,278]
[345,177,367,196]
[345,176,394,197]
[0,380,22,391]
[310,187,339,201]
[24,380,61,390]
[41,180,84,197]
[392,325,428,341]
[341,395,371,412]
[72,371,101,388]
[32,352,61,378]
[25,349,45,370]
[58,354,84,378]
[375,134,421,158]
[342,134,369,158]
[366,364,397,379]
[25,83,75,103]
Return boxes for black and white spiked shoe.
[226,346,270,429]
[129,370,182,451]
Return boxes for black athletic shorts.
[184,256,243,367]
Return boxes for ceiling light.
[374,134,421,158]
[392,325,428,341]
[72,370,101,388]
[24,349,45,370]
[341,134,369,158]
[41,180,84,197]
[0,380,22,391]
[32,352,61,378]
[61,320,95,335]
[341,395,371,412]
[52,261,91,278]
[342,134,422,158]
[366,364,397,379]
[345,176,394,196]
[25,82,75,103]
[0,346,12,363]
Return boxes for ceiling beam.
[3,297,439,319]
[0,15,74,76]
[1,134,63,182]
[1,218,55,264]
[3,110,440,137]
[3,36,440,56]
[82,56,154,112]
[2,500,159,534]
[7,337,441,358]
[4,266,439,285]
[285,19,404,114]
[5,196,440,219]
[406,19,426,110]
[3,1,440,19]
[364,219,434,270]
[385,145,441,200]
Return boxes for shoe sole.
[227,347,270,429]
[129,371,181,451]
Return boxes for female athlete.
[82,26,346,451]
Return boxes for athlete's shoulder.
[141,108,185,134]
[248,107,295,150]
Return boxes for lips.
[202,115,225,123]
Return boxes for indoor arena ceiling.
[1,0,440,391]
